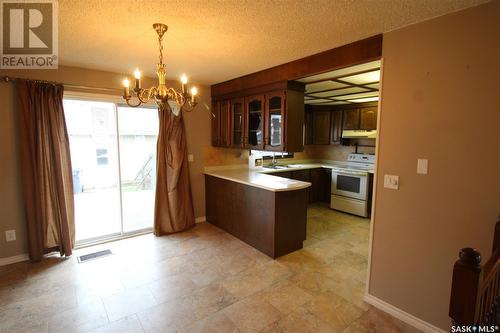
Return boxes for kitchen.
[205,57,380,264]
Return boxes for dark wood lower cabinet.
[205,175,307,258]
[271,168,331,204]
[321,168,332,203]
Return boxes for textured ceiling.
[58,0,489,85]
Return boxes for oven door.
[331,169,368,200]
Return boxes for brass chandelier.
[122,23,198,112]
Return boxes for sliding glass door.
[64,99,158,243]
[117,106,158,233]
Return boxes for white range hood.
[342,130,377,139]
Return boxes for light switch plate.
[384,175,399,190]
[188,154,194,162]
[5,230,16,242]
[417,159,428,174]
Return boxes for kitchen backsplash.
[294,144,376,162]
[203,146,249,166]
[203,142,375,167]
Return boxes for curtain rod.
[2,75,122,93]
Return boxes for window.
[96,148,108,165]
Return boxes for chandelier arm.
[182,105,195,112]
[138,87,158,104]
[166,88,185,106]
[183,99,198,112]
[125,98,143,107]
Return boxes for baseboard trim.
[364,294,447,333]
[0,253,29,266]
[195,216,206,223]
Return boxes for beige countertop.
[203,168,312,192]
[203,160,374,192]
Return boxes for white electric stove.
[330,153,375,217]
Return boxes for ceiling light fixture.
[122,23,198,113]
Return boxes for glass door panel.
[231,100,243,146]
[247,98,263,147]
[268,96,283,147]
[117,106,159,233]
[64,99,121,242]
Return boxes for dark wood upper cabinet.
[211,100,231,147]
[312,111,331,145]
[359,107,378,130]
[212,81,305,152]
[245,95,265,150]
[304,102,378,146]
[342,109,360,130]
[230,98,245,148]
[304,111,314,145]
[211,101,221,146]
[220,100,230,147]
[330,110,343,144]
[264,91,285,152]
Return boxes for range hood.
[342,130,377,139]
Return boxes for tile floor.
[0,205,420,332]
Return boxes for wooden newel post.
[449,247,483,325]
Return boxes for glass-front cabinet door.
[245,95,264,150]
[230,98,244,148]
[265,91,285,151]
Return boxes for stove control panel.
[347,153,376,164]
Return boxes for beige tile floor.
[0,205,420,333]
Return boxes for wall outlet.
[188,154,194,162]
[5,230,16,242]
[384,175,399,190]
[417,158,428,174]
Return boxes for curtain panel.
[16,80,75,261]
[154,106,195,235]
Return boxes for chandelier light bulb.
[181,74,188,84]
[134,69,141,79]
[190,86,198,96]
[122,78,130,87]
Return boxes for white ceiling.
[58,0,488,85]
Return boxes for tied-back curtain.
[154,106,195,235]
[16,80,75,261]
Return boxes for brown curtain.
[154,106,195,235]
[16,80,75,261]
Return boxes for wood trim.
[364,294,447,333]
[211,34,383,97]
[0,253,29,266]
[213,80,304,101]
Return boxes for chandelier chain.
[158,35,164,66]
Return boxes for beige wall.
[0,66,211,259]
[370,1,500,330]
